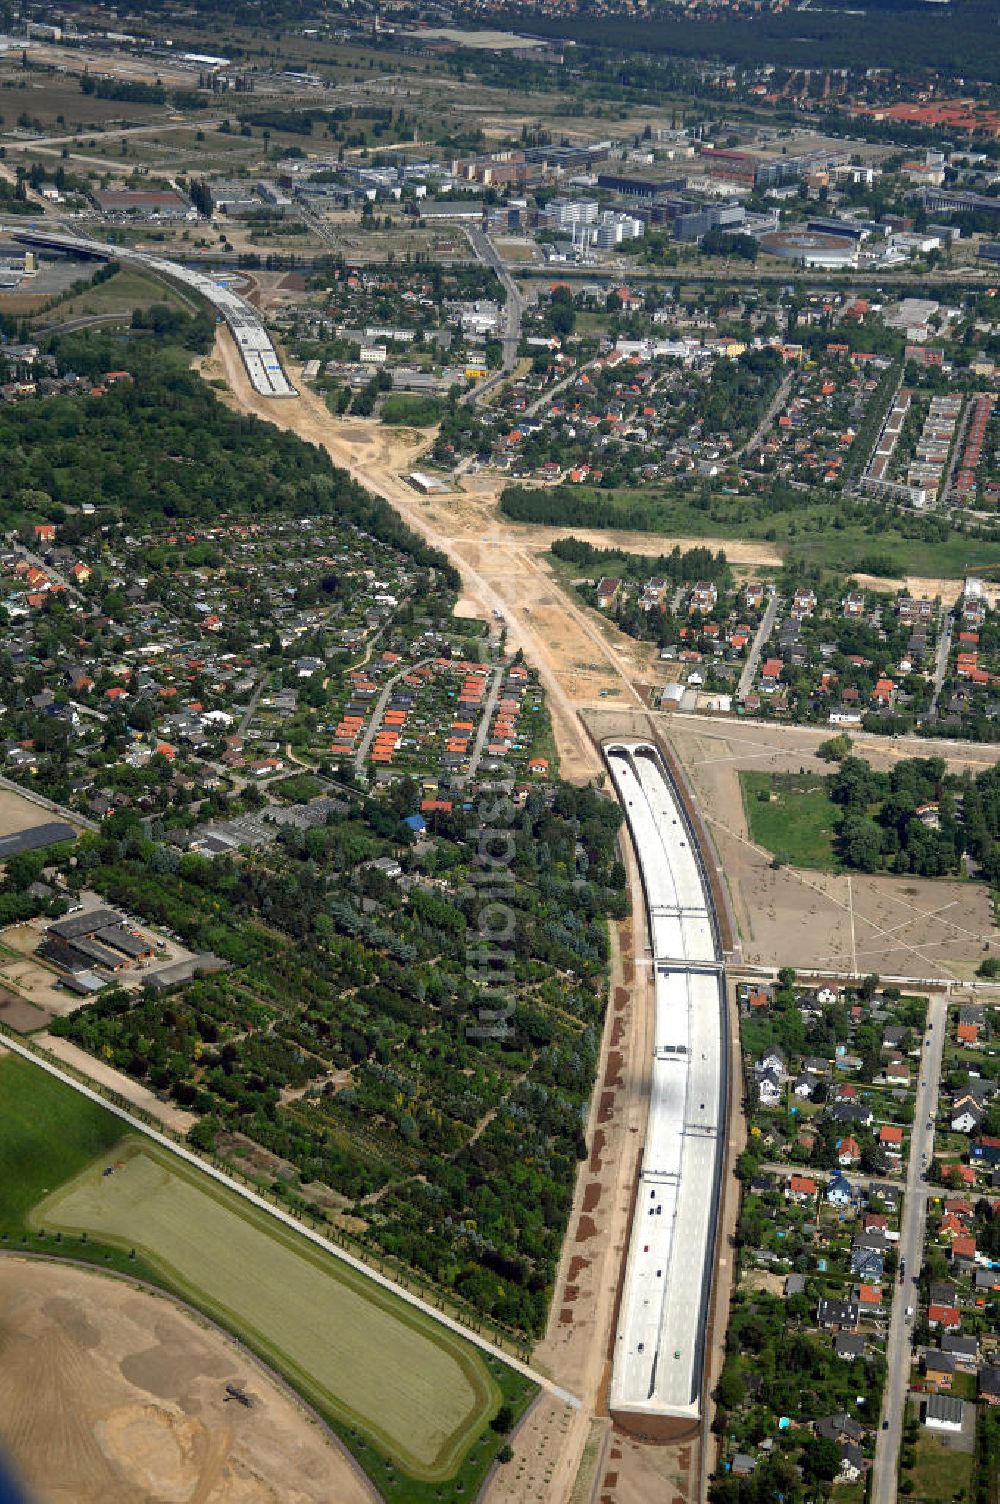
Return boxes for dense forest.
[498,0,1000,81]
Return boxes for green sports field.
[0,1053,528,1498]
[32,1138,497,1479]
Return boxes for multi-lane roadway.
[606,741,726,1427]
[462,225,525,405]
[4,223,297,398]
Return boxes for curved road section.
[605,740,727,1431]
[4,224,296,399]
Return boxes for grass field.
[33,1141,496,1479]
[37,266,195,324]
[513,485,1000,580]
[740,771,840,871]
[0,1053,532,1500]
[905,1426,975,1501]
[0,1051,124,1226]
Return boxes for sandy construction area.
[0,788,54,841]
[0,1259,374,1504]
[199,333,612,782]
[655,714,1000,980]
[0,952,67,1018]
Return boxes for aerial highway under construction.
[3,223,297,399]
[605,739,727,1436]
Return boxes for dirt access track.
[203,340,702,1502]
[204,332,631,781]
[0,1258,374,1504]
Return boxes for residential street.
[353,656,434,774]
[737,591,780,701]
[734,370,795,462]
[872,991,948,1504]
[929,609,955,717]
[466,666,504,779]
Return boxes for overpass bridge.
[4,224,296,399]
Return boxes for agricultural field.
[0,1054,532,1502]
[740,771,839,871]
[0,1050,123,1227]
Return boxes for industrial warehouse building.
[92,189,194,221]
[40,907,156,976]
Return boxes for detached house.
[787,1174,818,1203]
[817,1298,860,1331]
[837,1135,861,1167]
[951,1095,984,1135]
[928,1304,962,1331]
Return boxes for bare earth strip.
[197,336,696,779]
[0,1258,375,1504]
[653,714,1000,980]
[196,331,1000,1504]
[36,1033,197,1135]
[197,334,702,1504]
[0,788,55,840]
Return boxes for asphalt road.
[734,371,795,463]
[467,665,504,780]
[929,610,955,717]
[462,226,524,405]
[353,657,433,774]
[737,591,780,701]
[872,991,948,1504]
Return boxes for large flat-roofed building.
[94,926,154,961]
[93,190,192,220]
[43,906,155,975]
[0,821,76,862]
[48,907,124,941]
[605,741,726,1433]
[596,172,687,200]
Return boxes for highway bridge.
[3,224,296,399]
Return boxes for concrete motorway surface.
[871,991,948,1504]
